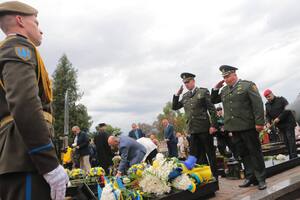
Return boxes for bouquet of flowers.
[138,153,178,196]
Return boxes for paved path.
[210,165,300,200]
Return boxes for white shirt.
[137,137,157,161]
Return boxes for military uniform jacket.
[211,80,264,132]
[0,35,58,175]
[172,87,217,134]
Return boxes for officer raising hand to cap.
[172,72,218,179]
[0,1,68,200]
[211,65,267,190]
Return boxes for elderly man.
[108,135,146,176]
[264,89,297,159]
[0,2,68,199]
[128,123,145,140]
[211,65,266,190]
[72,126,91,172]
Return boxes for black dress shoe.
[253,180,259,185]
[239,179,253,187]
[239,179,258,187]
[258,181,267,190]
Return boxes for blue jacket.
[118,136,146,173]
[128,128,145,140]
[164,124,177,144]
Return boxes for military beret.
[180,72,196,82]
[98,123,106,128]
[0,1,38,16]
[263,89,272,97]
[219,65,238,76]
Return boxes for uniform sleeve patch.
[15,46,32,61]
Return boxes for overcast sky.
[1,0,299,133]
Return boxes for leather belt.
[0,111,53,128]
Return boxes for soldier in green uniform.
[172,72,218,179]
[0,1,68,200]
[211,65,267,190]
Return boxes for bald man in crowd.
[108,135,146,176]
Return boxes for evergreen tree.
[52,54,92,137]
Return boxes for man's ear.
[15,15,25,28]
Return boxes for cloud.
[1,0,299,133]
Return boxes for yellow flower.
[152,160,159,168]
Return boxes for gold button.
[231,116,234,119]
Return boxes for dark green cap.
[180,72,196,82]
[219,65,238,76]
[0,1,38,16]
[98,123,106,128]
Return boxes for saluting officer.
[211,65,267,190]
[172,72,218,179]
[0,1,68,200]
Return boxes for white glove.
[43,165,69,200]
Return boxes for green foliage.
[52,54,92,137]
[94,124,122,136]
[105,124,122,136]
[138,123,155,136]
[154,102,187,139]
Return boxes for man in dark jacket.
[162,119,178,157]
[264,89,297,159]
[94,123,114,174]
[128,123,145,140]
[215,107,234,157]
[72,126,91,172]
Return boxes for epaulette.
[239,79,254,84]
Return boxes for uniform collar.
[189,86,197,94]
[231,79,240,88]
[7,33,28,39]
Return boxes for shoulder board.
[239,79,254,84]
[198,87,209,92]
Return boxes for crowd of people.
[62,121,191,176]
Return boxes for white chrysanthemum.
[139,174,171,195]
[155,153,165,162]
[276,154,286,160]
[150,153,177,181]
[172,174,192,191]
[100,184,121,200]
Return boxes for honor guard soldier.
[0,1,68,200]
[211,65,267,190]
[172,72,218,179]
